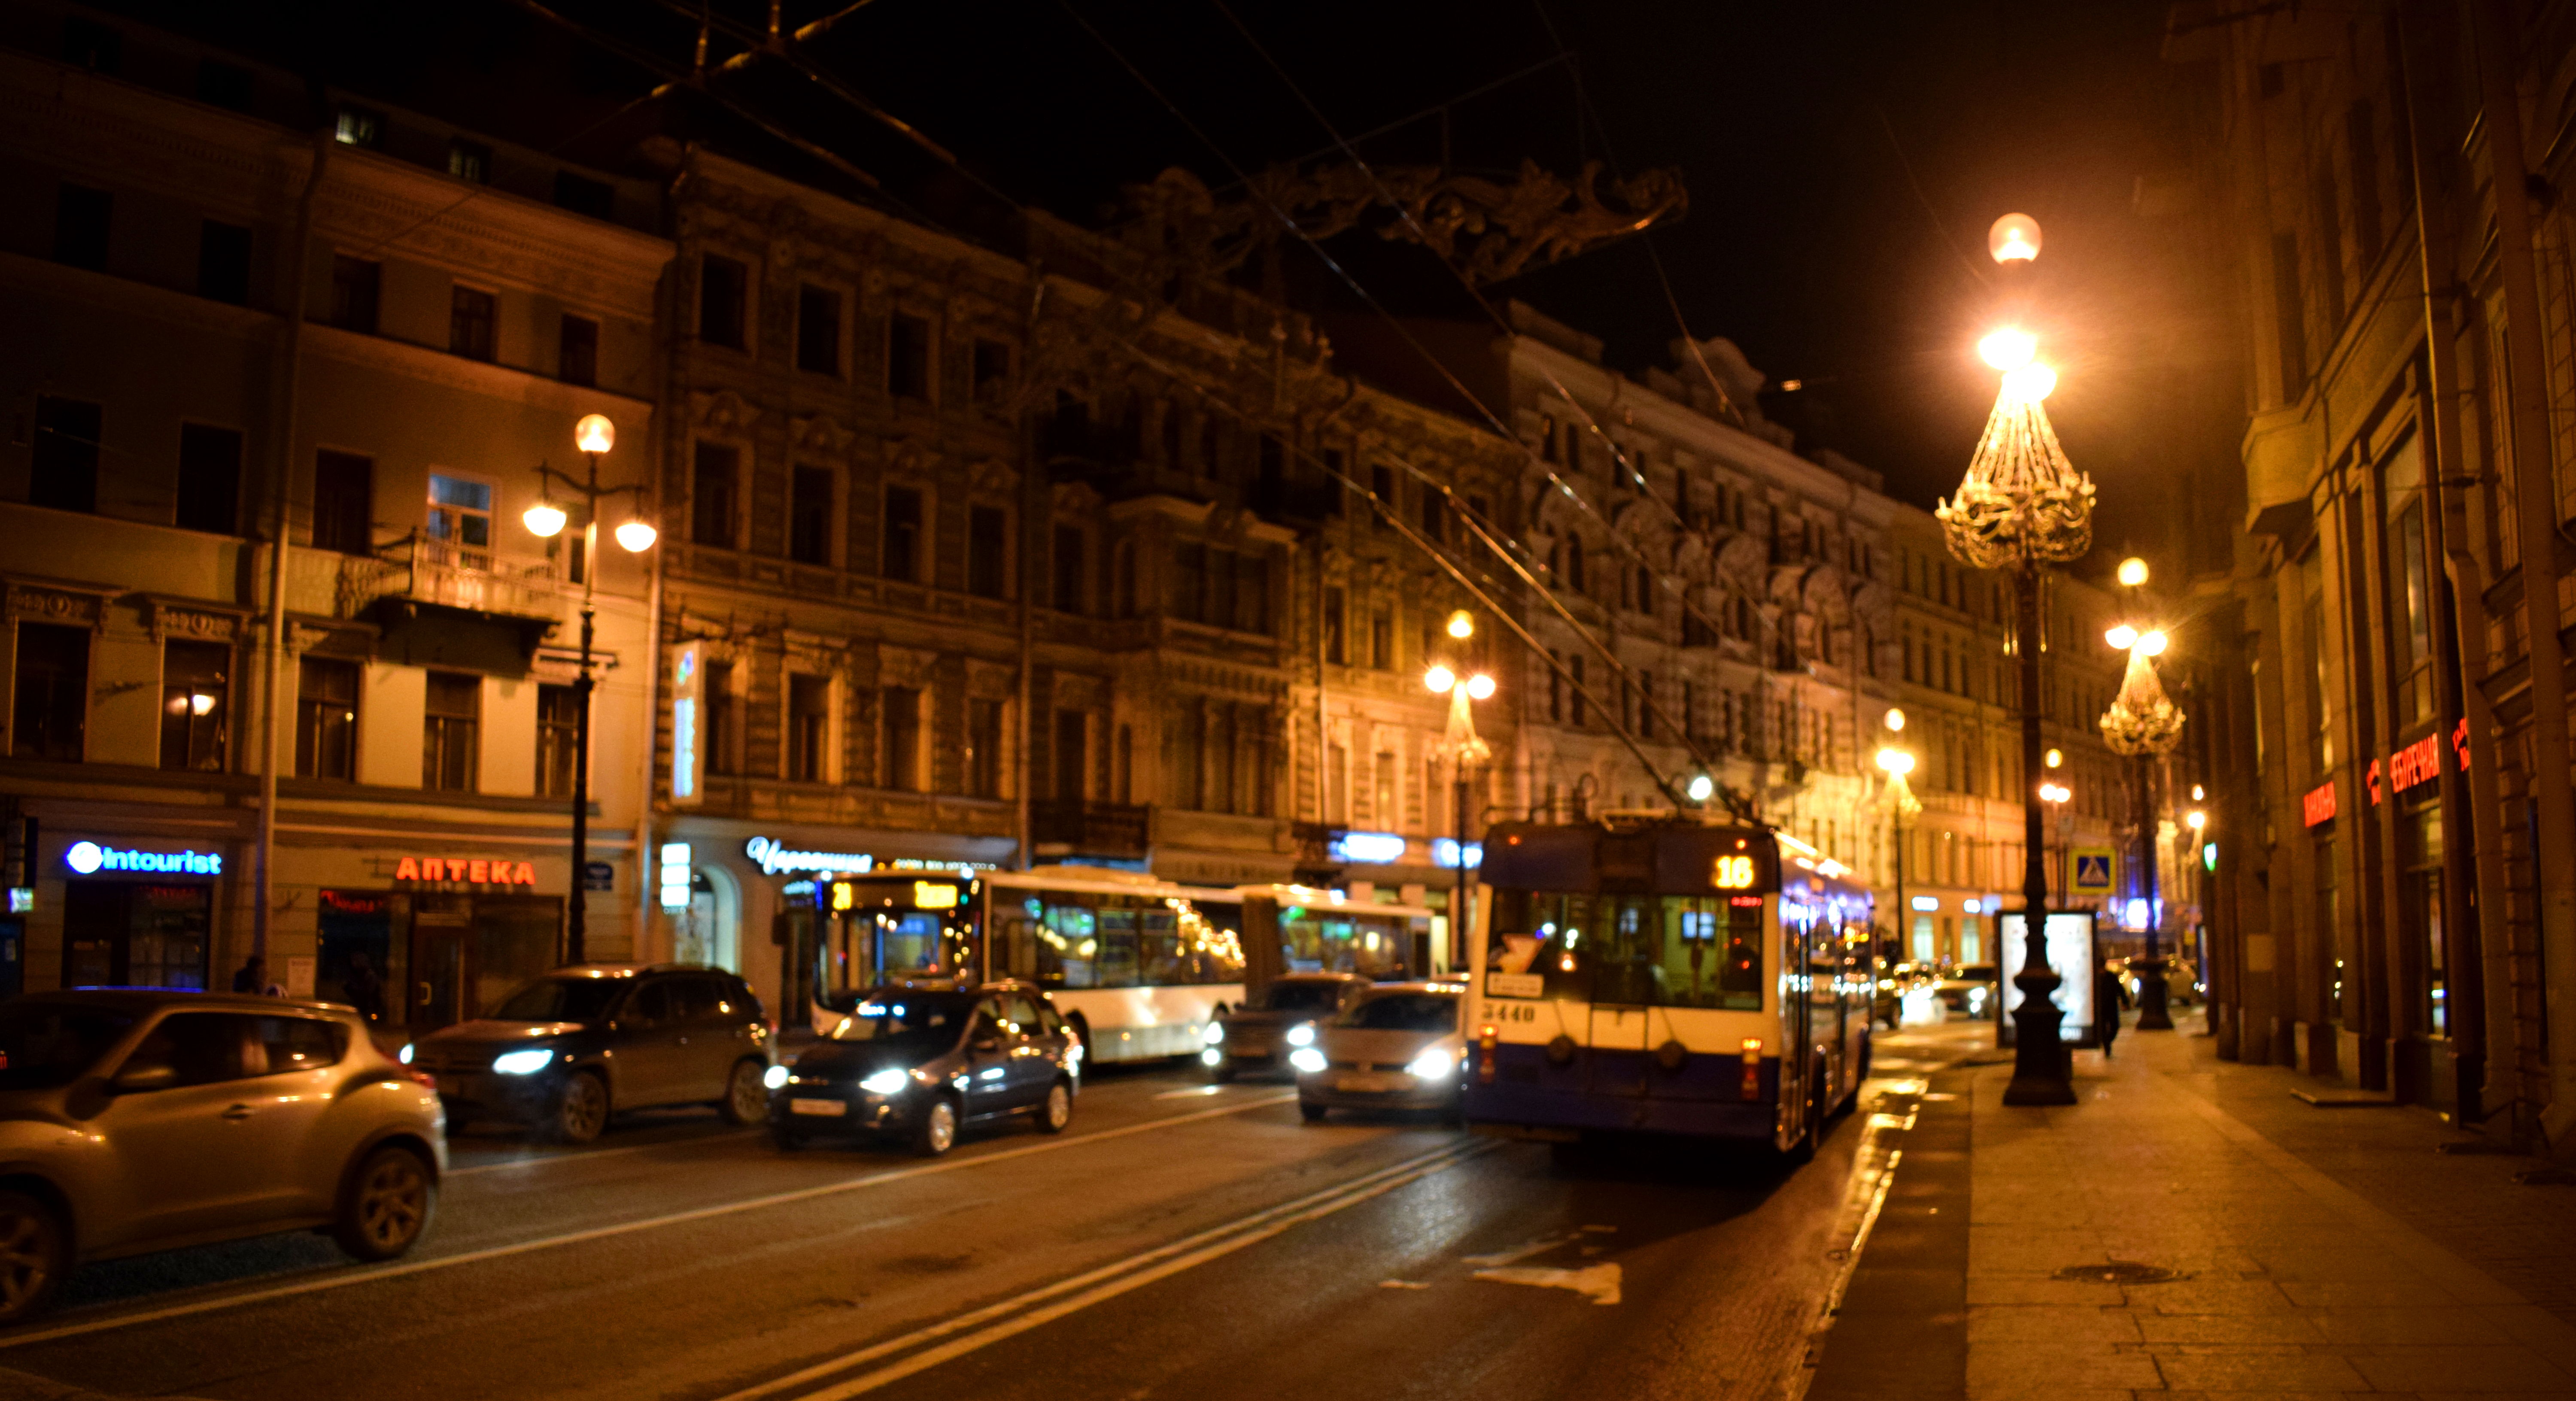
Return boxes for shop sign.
[5,889,29,914]
[1431,838,1482,869]
[2388,733,2441,796]
[394,856,539,885]
[64,841,222,876]
[1909,895,1939,912]
[2302,780,2336,828]
[1331,831,1406,864]
[660,843,693,910]
[741,836,994,878]
[582,861,616,892]
[671,643,705,807]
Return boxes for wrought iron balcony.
[1031,799,1151,859]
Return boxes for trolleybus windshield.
[813,877,976,1011]
[1487,888,1765,1010]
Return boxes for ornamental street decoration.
[1935,375,2096,570]
[2099,646,2185,756]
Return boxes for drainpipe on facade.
[254,126,332,964]
[2400,7,2513,1133]
[2470,0,2576,1149]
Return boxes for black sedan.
[768,981,1078,1156]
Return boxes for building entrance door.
[412,900,471,1031]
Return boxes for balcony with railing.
[1031,799,1152,860]
[288,531,561,622]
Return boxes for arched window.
[1565,538,1586,594]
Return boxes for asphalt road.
[0,1022,1996,1401]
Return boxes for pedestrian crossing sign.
[2072,848,2115,893]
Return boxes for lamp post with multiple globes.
[2099,601,2187,1031]
[1425,610,1494,973]
[1936,212,2096,1107]
[522,414,656,964]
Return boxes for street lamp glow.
[2001,362,2058,403]
[574,414,616,455]
[1424,665,1456,695]
[1686,773,1715,803]
[615,518,658,552]
[1883,707,1905,733]
[1446,610,1475,640]
[2045,747,2063,769]
[2186,809,2208,831]
[523,502,568,538]
[2191,783,2205,801]
[2117,557,2148,588]
[2105,624,2139,651]
[1978,327,2037,370]
[1464,673,1496,701]
[1875,747,1915,776]
[1988,212,2043,264]
[2040,782,2070,804]
[2138,629,2169,657]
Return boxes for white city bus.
[1462,816,1873,1156]
[806,869,1440,1065]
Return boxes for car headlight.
[1203,1022,1225,1046]
[1200,1047,1223,1067]
[491,1049,554,1076]
[762,1064,790,1091]
[397,1043,414,1064]
[858,1068,912,1096]
[1288,1047,1327,1075]
[1285,1023,1316,1047]
[1406,1048,1457,1080]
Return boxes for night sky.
[128,0,2227,568]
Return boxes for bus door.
[1585,893,1658,1099]
[1779,898,1814,1136]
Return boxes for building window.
[1420,488,1446,545]
[1636,670,1656,740]
[196,59,252,109]
[312,450,374,554]
[425,475,493,564]
[1054,710,1088,803]
[888,313,932,401]
[2271,230,2307,396]
[704,661,736,776]
[1373,752,1397,829]
[790,466,835,566]
[32,397,101,514]
[536,684,580,798]
[52,182,110,270]
[699,254,747,350]
[973,339,1011,406]
[967,505,1007,599]
[334,104,383,148]
[881,686,921,791]
[1370,464,1395,529]
[1569,655,1587,726]
[788,675,831,782]
[558,315,598,387]
[797,286,840,375]
[295,656,359,780]
[11,624,88,761]
[691,443,738,548]
[197,220,251,305]
[1053,525,1086,615]
[449,286,496,361]
[176,424,243,535]
[156,641,234,773]
[423,672,480,791]
[966,698,1004,798]
[447,139,491,185]
[1324,588,1346,665]
[1562,538,1586,594]
[884,485,922,582]
[1370,609,1394,670]
[552,171,613,218]
[329,256,380,334]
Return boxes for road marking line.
[1151,1085,1233,1100]
[0,1092,1301,1350]
[446,1129,760,1178]
[725,1140,1492,1401]
[1471,1262,1622,1305]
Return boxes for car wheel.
[1037,1079,1074,1134]
[721,1059,767,1126]
[551,1070,608,1145]
[0,1192,67,1325]
[1299,1100,1328,1123]
[334,1144,436,1262]
[912,1095,959,1157]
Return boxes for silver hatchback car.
[0,990,447,1324]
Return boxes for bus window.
[1097,908,1142,987]
[1492,888,1762,1009]
[1592,896,1659,1006]
[1172,901,1246,984]
[1139,908,1188,984]
[1663,897,1762,1010]
[1487,889,1599,1001]
[1046,901,1098,988]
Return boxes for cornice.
[304,322,656,422]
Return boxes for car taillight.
[1740,1037,1762,1102]
[410,1069,437,1088]
[1478,1024,1499,1085]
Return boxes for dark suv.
[404,964,771,1143]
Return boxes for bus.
[800,868,1439,1065]
[1462,817,1874,1157]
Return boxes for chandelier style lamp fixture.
[2100,615,2187,1031]
[1935,212,2096,1107]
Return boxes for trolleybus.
[1462,817,1873,1156]
[800,868,1439,1065]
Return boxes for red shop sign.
[2302,780,2337,828]
[2388,734,2442,795]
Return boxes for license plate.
[1336,1073,1394,1093]
[789,1098,848,1117]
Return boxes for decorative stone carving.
[791,414,854,457]
[690,389,759,435]
[4,584,106,628]
[145,601,245,646]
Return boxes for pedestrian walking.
[232,955,267,994]
[2097,962,2122,1058]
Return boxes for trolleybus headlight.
[1200,1047,1223,1067]
[1202,1022,1225,1046]
[858,1068,912,1096]
[762,1064,790,1091]
[1289,1047,1328,1075]
[1406,1048,1457,1080]
[491,1049,554,1076]
[1284,1023,1316,1048]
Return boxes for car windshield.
[1341,993,1457,1033]
[491,977,626,1024]
[830,992,976,1048]
[1249,981,1345,1013]
[0,1003,136,1091]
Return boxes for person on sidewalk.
[2096,962,2122,1058]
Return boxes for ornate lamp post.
[522,414,656,965]
[1936,213,2095,1107]
[1427,609,1494,974]
[2099,622,2186,1030]
[1877,713,1920,1027]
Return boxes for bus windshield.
[1486,889,1765,1009]
[813,881,975,1011]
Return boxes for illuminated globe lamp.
[1988,212,2042,264]
[1427,658,1494,973]
[2100,622,2188,1032]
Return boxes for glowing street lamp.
[2117,557,2149,588]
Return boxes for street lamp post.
[2099,619,2185,1031]
[1936,213,2095,1107]
[1877,711,1919,1027]
[1428,610,1493,974]
[522,414,656,966]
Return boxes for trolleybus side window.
[1489,888,1763,1009]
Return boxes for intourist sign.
[394,856,539,885]
[64,841,222,876]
